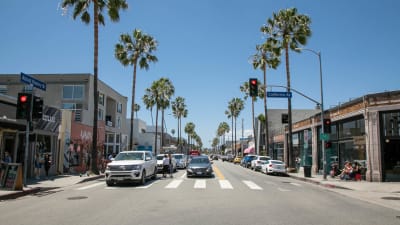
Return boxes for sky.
[1,0,400,148]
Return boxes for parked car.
[251,156,271,171]
[156,154,177,173]
[172,153,187,169]
[233,156,242,164]
[105,151,157,186]
[186,156,213,178]
[241,155,258,168]
[261,160,287,176]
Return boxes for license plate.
[196,172,203,175]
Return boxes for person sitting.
[352,162,362,181]
[340,161,353,180]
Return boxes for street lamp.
[296,48,327,180]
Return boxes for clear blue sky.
[1,1,399,148]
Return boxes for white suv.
[105,151,157,186]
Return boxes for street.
[1,160,399,225]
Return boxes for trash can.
[303,165,311,178]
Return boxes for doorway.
[383,139,400,182]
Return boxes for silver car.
[172,153,187,169]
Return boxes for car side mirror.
[145,156,151,161]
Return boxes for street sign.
[320,133,330,141]
[20,72,46,91]
[267,91,292,98]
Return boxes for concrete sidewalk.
[288,171,400,211]
[0,173,103,201]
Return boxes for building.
[0,73,128,177]
[273,90,400,182]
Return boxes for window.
[98,108,104,121]
[117,116,121,129]
[117,102,123,113]
[63,85,84,100]
[62,103,83,110]
[0,85,7,94]
[99,93,104,106]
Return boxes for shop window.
[338,118,365,139]
[382,111,400,137]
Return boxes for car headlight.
[206,166,212,172]
[130,165,142,170]
[187,168,193,173]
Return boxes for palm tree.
[143,91,156,126]
[146,78,175,155]
[134,103,140,118]
[217,122,230,154]
[261,8,311,167]
[184,122,195,154]
[172,96,188,152]
[240,80,265,155]
[115,29,158,150]
[250,39,281,156]
[61,0,128,174]
[226,98,244,156]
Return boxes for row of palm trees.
[213,8,312,167]
[61,0,203,174]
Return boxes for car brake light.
[269,164,273,167]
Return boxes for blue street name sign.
[267,91,292,98]
[20,72,46,91]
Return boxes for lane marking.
[290,182,301,187]
[278,188,291,192]
[194,179,206,189]
[242,180,263,190]
[165,179,183,189]
[212,165,225,180]
[76,182,104,190]
[219,180,233,189]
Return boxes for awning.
[244,146,255,154]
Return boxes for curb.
[289,174,353,190]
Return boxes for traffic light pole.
[23,121,30,187]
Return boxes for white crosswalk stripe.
[242,180,263,190]
[165,179,183,189]
[219,180,233,189]
[194,180,206,189]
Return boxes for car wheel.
[106,180,114,186]
[140,170,146,185]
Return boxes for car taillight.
[269,164,273,167]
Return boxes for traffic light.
[323,118,332,133]
[249,78,258,97]
[32,96,44,120]
[325,141,332,149]
[16,93,32,120]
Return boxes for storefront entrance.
[383,139,400,181]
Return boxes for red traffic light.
[19,95,28,103]
[250,79,257,85]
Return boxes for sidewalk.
[0,173,103,201]
[288,171,400,211]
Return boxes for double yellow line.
[212,165,225,180]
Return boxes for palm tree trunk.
[161,110,165,149]
[234,117,237,156]
[130,63,137,150]
[154,106,159,155]
[231,117,234,155]
[263,63,269,156]
[91,0,99,174]
[252,98,257,155]
[285,43,294,168]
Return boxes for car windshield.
[173,154,183,159]
[114,152,144,161]
[259,157,270,161]
[156,155,164,160]
[190,157,209,164]
[271,160,283,165]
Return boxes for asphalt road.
[1,160,399,225]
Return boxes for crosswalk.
[77,178,303,191]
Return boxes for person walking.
[43,154,51,179]
[162,154,169,178]
[168,153,173,178]
[34,153,42,179]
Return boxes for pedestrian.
[3,151,12,164]
[34,153,42,179]
[295,157,301,172]
[44,154,51,178]
[162,154,169,178]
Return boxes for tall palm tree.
[143,91,156,126]
[172,96,188,152]
[62,0,128,174]
[217,122,230,154]
[250,39,281,156]
[146,78,175,155]
[261,8,311,167]
[226,98,244,156]
[115,29,158,150]
[240,80,265,155]
[134,103,140,118]
[185,122,195,153]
